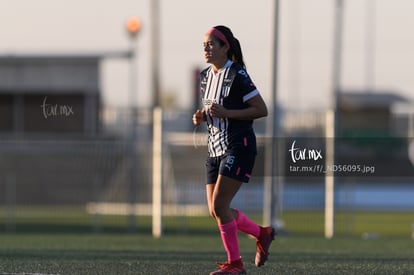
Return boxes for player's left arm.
[210,93,268,120]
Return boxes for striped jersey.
[200,60,260,157]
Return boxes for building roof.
[338,90,408,110]
[0,51,130,63]
[0,52,131,93]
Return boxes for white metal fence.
[1,108,414,237]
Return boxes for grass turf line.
[0,234,413,274]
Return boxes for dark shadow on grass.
[0,222,220,236]
[0,249,222,262]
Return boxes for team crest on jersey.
[222,78,232,97]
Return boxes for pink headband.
[206,28,230,48]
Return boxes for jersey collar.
[210,60,233,74]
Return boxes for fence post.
[5,175,17,233]
[152,107,163,238]
[325,110,335,239]
[92,175,103,233]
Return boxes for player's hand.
[192,109,205,126]
[210,103,228,118]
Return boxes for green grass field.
[1,207,414,274]
[1,234,414,274]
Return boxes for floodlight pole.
[151,0,163,238]
[365,0,376,91]
[264,0,283,230]
[126,17,141,234]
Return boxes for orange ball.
[126,17,141,35]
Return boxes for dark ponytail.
[213,25,246,69]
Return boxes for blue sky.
[0,0,413,111]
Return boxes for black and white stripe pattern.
[203,61,233,157]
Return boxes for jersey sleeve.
[199,67,210,99]
[236,67,259,103]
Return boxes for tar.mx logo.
[40,96,75,119]
[289,140,323,163]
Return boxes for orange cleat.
[210,258,246,275]
[255,226,276,267]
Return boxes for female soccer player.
[192,25,276,275]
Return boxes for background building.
[0,55,101,135]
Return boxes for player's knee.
[212,205,226,219]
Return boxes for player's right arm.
[192,109,206,126]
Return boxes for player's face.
[203,34,228,66]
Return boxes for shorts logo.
[225,155,235,171]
